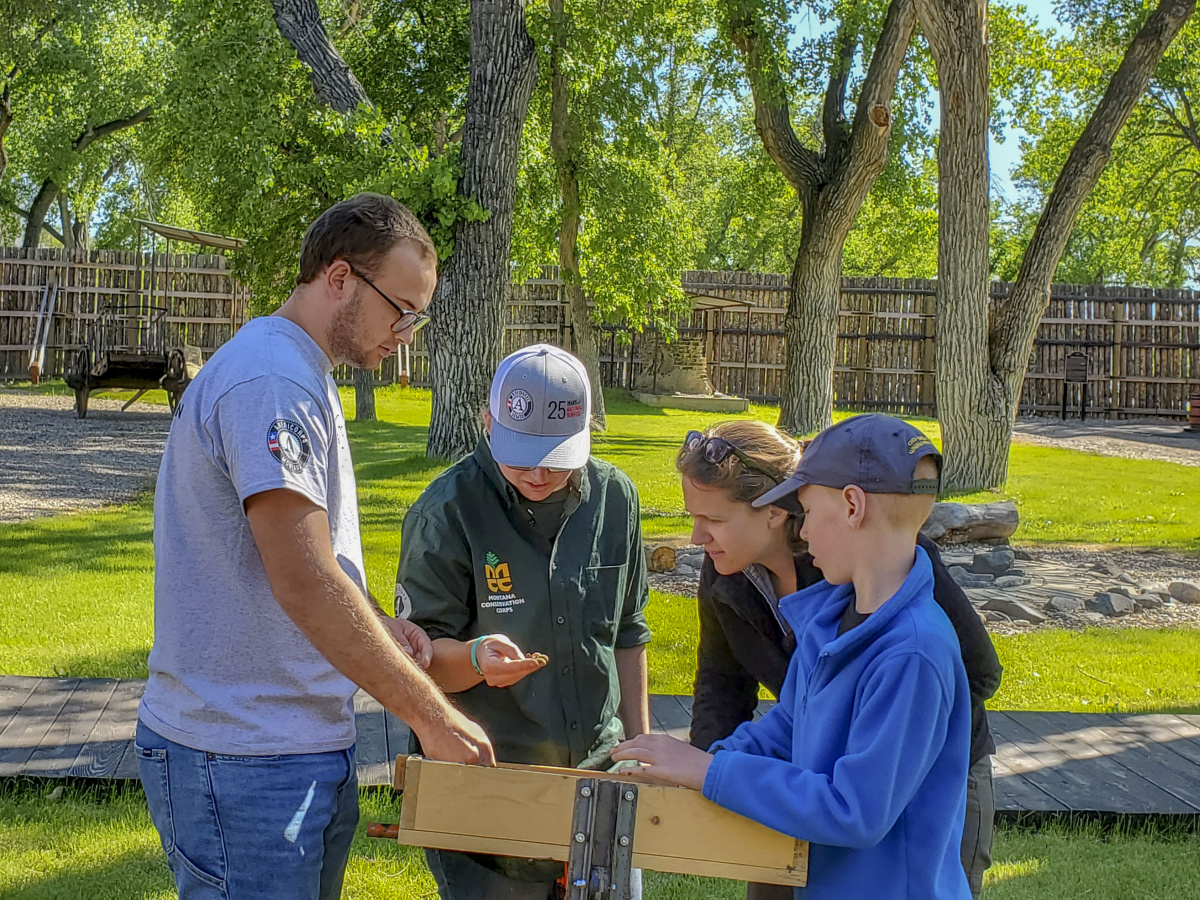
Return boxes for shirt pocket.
[584,563,628,644]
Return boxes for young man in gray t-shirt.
[137,193,494,900]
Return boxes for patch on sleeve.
[394,583,414,619]
[267,419,312,473]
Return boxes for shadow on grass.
[0,503,155,577]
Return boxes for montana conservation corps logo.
[485,551,512,592]
[267,419,312,473]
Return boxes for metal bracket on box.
[566,778,638,900]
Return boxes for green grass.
[2,382,1198,896]
[1,782,1195,899]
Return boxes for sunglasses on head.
[682,430,781,485]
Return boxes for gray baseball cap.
[753,414,942,507]
[488,344,591,469]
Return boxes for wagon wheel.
[72,348,91,419]
[163,348,188,414]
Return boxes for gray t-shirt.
[139,315,363,755]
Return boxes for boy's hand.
[611,734,714,791]
[476,635,548,688]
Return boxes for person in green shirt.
[395,344,651,899]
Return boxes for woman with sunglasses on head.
[678,421,1003,900]
[394,344,651,900]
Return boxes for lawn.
[1,382,1198,897]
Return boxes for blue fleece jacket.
[701,546,971,900]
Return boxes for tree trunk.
[549,0,605,429]
[425,0,538,459]
[268,0,378,416]
[779,225,844,435]
[22,181,59,248]
[727,0,916,435]
[354,367,377,420]
[919,0,1194,491]
[57,192,75,251]
[268,0,371,113]
[915,0,1007,491]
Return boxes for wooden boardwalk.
[2,676,1198,816]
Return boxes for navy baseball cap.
[752,414,941,507]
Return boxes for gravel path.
[0,391,171,522]
[1011,417,1200,466]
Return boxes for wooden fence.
[4,252,1197,419]
[0,248,247,381]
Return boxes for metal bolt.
[619,835,630,846]
[623,790,635,801]
[574,832,586,843]
[579,786,592,798]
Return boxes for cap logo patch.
[507,389,533,420]
[908,435,933,454]
[546,398,583,420]
[267,419,312,472]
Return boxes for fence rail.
[4,252,1197,419]
[0,248,247,381]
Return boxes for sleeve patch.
[267,419,312,473]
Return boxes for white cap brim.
[491,420,591,469]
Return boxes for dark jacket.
[689,534,1002,767]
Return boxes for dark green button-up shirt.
[396,436,651,770]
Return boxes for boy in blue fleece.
[613,414,972,900]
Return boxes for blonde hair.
[676,420,806,548]
[876,456,939,531]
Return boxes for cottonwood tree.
[723,0,918,435]
[916,0,1195,490]
[425,0,538,459]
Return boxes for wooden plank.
[69,679,143,780]
[23,679,118,777]
[0,678,79,776]
[649,694,691,741]
[1112,714,1200,768]
[1026,712,1200,812]
[984,713,1074,812]
[353,690,391,787]
[0,676,40,729]
[394,756,807,886]
[994,712,1184,814]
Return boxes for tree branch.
[724,0,822,194]
[990,0,1196,385]
[73,106,154,154]
[822,22,858,168]
[0,196,65,243]
[268,0,372,113]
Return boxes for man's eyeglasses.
[347,263,430,335]
[681,430,780,484]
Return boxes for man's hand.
[416,707,497,767]
[475,635,548,688]
[379,616,434,669]
[611,733,714,791]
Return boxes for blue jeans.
[135,721,359,900]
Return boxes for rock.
[1108,586,1133,598]
[993,575,1028,588]
[1134,593,1164,610]
[981,596,1048,624]
[674,548,705,568]
[674,564,698,578]
[982,610,1011,624]
[1168,581,1200,604]
[1086,592,1136,617]
[948,566,995,588]
[1119,572,1139,586]
[1092,561,1127,578]
[921,501,1020,545]
[1044,595,1084,614]
[1079,611,1109,625]
[1013,549,1034,561]
[647,546,676,574]
[1007,568,1025,577]
[971,548,1016,576]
